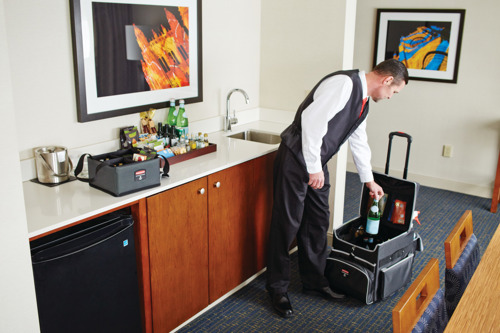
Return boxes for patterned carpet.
[176,172,500,332]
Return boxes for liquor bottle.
[365,198,381,246]
[197,132,203,149]
[167,99,178,126]
[157,122,163,138]
[164,124,171,147]
[204,133,209,147]
[176,99,188,135]
[189,133,197,151]
[179,134,187,154]
[183,134,190,152]
[170,126,178,146]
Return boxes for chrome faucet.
[225,88,250,132]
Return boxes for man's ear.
[384,76,394,86]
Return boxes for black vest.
[281,70,369,169]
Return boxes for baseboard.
[171,267,267,332]
[171,245,299,332]
[327,232,334,244]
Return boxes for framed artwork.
[70,0,203,122]
[374,9,465,83]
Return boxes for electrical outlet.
[442,145,453,157]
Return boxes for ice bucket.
[34,146,73,184]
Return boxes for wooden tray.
[167,143,217,165]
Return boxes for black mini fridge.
[30,213,142,333]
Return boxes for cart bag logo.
[341,268,349,277]
[135,169,146,181]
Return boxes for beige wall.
[260,0,347,111]
[262,1,499,198]
[0,1,40,331]
[6,0,262,161]
[10,0,498,194]
[353,1,499,197]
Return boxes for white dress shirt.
[300,71,374,183]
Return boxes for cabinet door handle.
[214,181,221,188]
[198,188,205,195]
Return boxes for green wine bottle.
[365,199,380,245]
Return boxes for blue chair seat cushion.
[412,288,449,333]
[445,233,481,317]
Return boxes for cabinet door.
[147,177,208,333]
[252,152,276,271]
[208,160,255,302]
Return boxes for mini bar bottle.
[176,99,188,136]
[365,198,380,246]
[167,99,177,127]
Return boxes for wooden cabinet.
[208,152,276,301]
[208,160,255,301]
[147,177,209,333]
[252,151,276,271]
[147,152,276,331]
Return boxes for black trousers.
[266,144,331,294]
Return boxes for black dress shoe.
[270,292,293,318]
[303,286,346,300]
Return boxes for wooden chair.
[443,210,481,317]
[393,258,448,333]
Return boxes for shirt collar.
[359,71,368,100]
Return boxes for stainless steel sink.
[227,130,281,145]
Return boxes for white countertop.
[23,121,286,238]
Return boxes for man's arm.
[302,76,353,190]
[348,119,384,199]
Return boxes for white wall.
[6,0,261,162]
[352,1,499,198]
[260,0,346,111]
[10,1,498,194]
[0,1,40,331]
[262,0,500,198]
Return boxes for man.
[266,59,409,318]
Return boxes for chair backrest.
[393,258,442,333]
[444,210,474,269]
[444,210,481,317]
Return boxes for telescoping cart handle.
[385,131,412,179]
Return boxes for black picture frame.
[70,0,203,122]
[373,9,465,83]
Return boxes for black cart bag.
[325,132,423,304]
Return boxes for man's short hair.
[373,59,409,85]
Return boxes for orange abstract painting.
[133,7,190,90]
[73,1,202,122]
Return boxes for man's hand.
[365,180,384,199]
[308,171,325,189]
